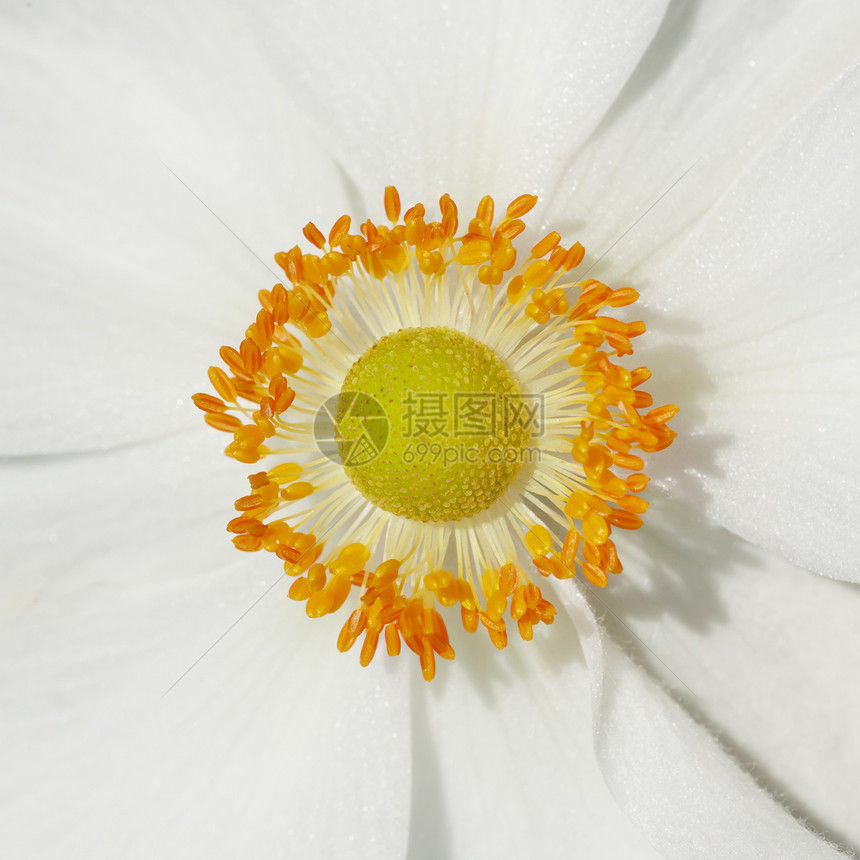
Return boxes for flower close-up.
[2,1,860,859]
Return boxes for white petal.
[0,435,412,858]
[608,498,860,850]
[558,582,851,860]
[259,0,670,209]
[545,0,860,272]
[408,622,665,859]
[635,59,860,581]
[0,4,350,454]
[2,610,411,860]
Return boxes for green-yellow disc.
[336,326,531,522]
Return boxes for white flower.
[2,2,859,859]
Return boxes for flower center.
[195,187,679,681]
[337,326,529,522]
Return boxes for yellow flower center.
[338,326,529,522]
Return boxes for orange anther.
[456,578,477,611]
[467,217,492,240]
[247,471,269,490]
[379,243,408,273]
[536,601,557,626]
[549,246,567,269]
[523,259,555,290]
[299,311,332,338]
[583,510,609,545]
[234,493,267,512]
[322,251,350,276]
[232,534,262,552]
[613,452,645,471]
[240,338,263,375]
[631,367,652,388]
[506,275,527,303]
[546,287,569,315]
[606,434,631,453]
[307,564,327,592]
[495,218,525,240]
[461,605,479,633]
[373,559,401,588]
[606,287,639,307]
[587,494,612,516]
[404,215,426,245]
[359,627,380,667]
[607,510,644,530]
[524,583,541,609]
[275,346,303,374]
[478,264,504,286]
[627,473,650,493]
[281,481,313,501]
[491,235,517,269]
[561,530,579,571]
[233,424,266,448]
[205,412,242,433]
[329,542,370,576]
[646,404,680,425]
[226,516,256,534]
[384,623,401,656]
[305,588,334,618]
[288,577,312,601]
[510,587,527,622]
[565,492,589,519]
[337,609,367,652]
[301,254,325,286]
[207,366,237,402]
[487,624,508,650]
[439,193,458,237]
[571,436,590,464]
[525,303,551,325]
[384,186,401,222]
[531,231,561,259]
[532,555,566,578]
[267,462,303,483]
[457,238,492,266]
[476,195,494,226]
[302,221,326,249]
[617,494,649,514]
[505,193,537,219]
[270,282,288,306]
[325,573,352,614]
[563,242,585,270]
[419,641,436,681]
[604,540,623,574]
[499,563,518,596]
[328,214,351,246]
[582,563,608,588]
[568,344,595,367]
[524,524,553,557]
[219,345,247,377]
[192,393,227,414]
[403,202,425,222]
[486,590,507,622]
